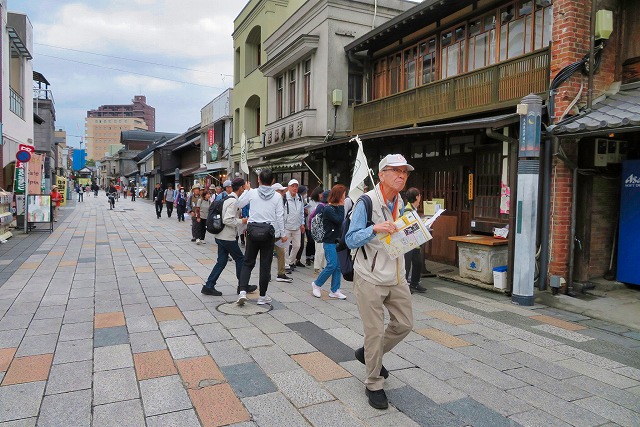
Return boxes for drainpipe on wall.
[587,0,597,110]
[553,139,578,296]
[538,135,553,290]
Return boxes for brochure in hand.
[377,210,433,260]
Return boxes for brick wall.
[548,0,622,283]
[549,140,578,280]
[550,0,621,120]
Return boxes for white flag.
[240,131,249,175]
[349,136,369,198]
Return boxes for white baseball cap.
[379,154,414,172]
[272,183,286,191]
[223,180,232,187]
[287,179,299,186]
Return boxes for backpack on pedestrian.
[336,195,373,282]
[310,208,325,242]
[206,193,228,234]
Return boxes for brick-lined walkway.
[0,195,639,426]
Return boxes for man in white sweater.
[201,178,256,296]
[236,169,286,305]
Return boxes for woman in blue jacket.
[311,184,346,299]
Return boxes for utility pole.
[512,94,543,306]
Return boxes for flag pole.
[350,135,388,221]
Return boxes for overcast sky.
[15,0,419,149]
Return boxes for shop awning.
[171,136,200,153]
[548,83,640,137]
[251,153,309,171]
[326,113,520,147]
[164,165,206,177]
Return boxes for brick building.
[342,0,639,295]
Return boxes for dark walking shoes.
[201,286,222,296]
[354,347,389,379]
[365,388,388,410]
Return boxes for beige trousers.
[314,241,326,270]
[354,272,413,391]
[274,244,286,275]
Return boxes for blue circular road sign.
[16,150,31,163]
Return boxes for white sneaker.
[311,282,322,298]
[257,295,272,305]
[236,291,247,306]
[196,239,202,245]
[329,290,347,300]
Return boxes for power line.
[36,42,219,74]
[37,53,230,90]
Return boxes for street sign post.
[16,150,31,163]
[16,148,32,233]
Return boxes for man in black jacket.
[152,183,164,219]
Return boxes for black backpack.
[206,193,229,234]
[336,195,373,281]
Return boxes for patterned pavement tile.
[0,348,17,372]
[94,311,126,329]
[135,266,153,273]
[387,385,466,427]
[416,328,472,348]
[146,409,201,427]
[292,352,352,382]
[221,362,277,398]
[38,389,91,427]
[181,276,202,285]
[93,399,146,427]
[300,400,367,427]
[426,310,474,325]
[134,350,178,380]
[152,306,184,321]
[93,367,139,405]
[270,368,334,408]
[189,383,251,426]
[175,356,224,389]
[1,353,53,385]
[158,273,180,282]
[242,391,310,427]
[93,325,129,348]
[45,360,93,395]
[530,314,587,331]
[139,375,193,416]
[0,381,46,423]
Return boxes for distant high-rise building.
[85,95,155,160]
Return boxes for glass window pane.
[508,19,524,58]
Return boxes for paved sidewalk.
[0,196,639,426]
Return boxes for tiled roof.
[550,83,640,136]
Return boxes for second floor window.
[370,0,552,99]
[303,60,311,108]
[276,76,284,119]
[289,69,296,114]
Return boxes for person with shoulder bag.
[235,169,286,306]
[311,185,347,300]
[345,154,415,410]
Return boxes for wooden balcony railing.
[353,48,550,134]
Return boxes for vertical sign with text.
[13,144,35,194]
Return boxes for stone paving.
[0,195,639,426]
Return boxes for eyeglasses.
[382,168,411,176]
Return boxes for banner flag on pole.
[349,135,369,199]
[240,131,249,175]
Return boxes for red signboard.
[208,128,214,147]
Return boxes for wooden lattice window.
[474,150,502,219]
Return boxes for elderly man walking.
[346,154,415,410]
[283,179,305,271]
